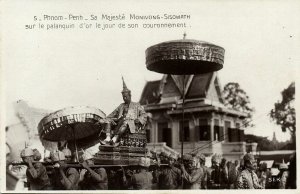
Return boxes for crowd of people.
[10,147,296,190]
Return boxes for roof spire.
[272,131,277,142]
[183,32,187,39]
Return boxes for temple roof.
[140,72,222,105]
[139,80,161,105]
[139,73,250,118]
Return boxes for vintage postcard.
[1,0,299,193]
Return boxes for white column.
[210,117,214,141]
[151,121,157,143]
[189,119,195,142]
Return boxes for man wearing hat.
[32,149,42,162]
[125,157,153,189]
[101,77,148,146]
[79,150,108,190]
[256,162,268,189]
[196,153,209,189]
[219,158,229,189]
[208,154,222,189]
[62,147,73,162]
[158,153,182,189]
[48,151,80,190]
[20,148,51,190]
[180,154,203,189]
[236,153,262,189]
[159,151,170,164]
[278,162,289,189]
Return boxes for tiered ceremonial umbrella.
[38,106,106,161]
[145,34,225,159]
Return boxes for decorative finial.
[122,76,131,94]
[183,32,187,39]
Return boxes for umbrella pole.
[72,127,79,162]
[180,74,186,188]
[181,74,185,160]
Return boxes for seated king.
[100,77,148,146]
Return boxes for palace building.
[140,73,257,160]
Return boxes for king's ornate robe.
[108,102,147,133]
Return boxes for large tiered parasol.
[38,106,106,161]
[145,34,225,159]
[146,35,224,75]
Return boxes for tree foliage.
[222,82,254,127]
[244,134,294,151]
[270,82,295,145]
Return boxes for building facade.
[140,73,255,161]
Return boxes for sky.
[2,0,299,142]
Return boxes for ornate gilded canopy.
[146,39,225,75]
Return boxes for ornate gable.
[186,73,213,99]
[161,75,181,98]
[170,75,194,96]
[140,72,224,105]
[206,73,224,103]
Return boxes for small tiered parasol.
[38,106,106,161]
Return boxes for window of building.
[239,128,245,142]
[157,122,168,142]
[236,121,245,141]
[162,128,172,147]
[199,119,210,141]
[180,120,190,142]
[225,121,231,142]
[230,127,240,142]
[157,122,172,147]
[214,119,224,141]
[227,122,241,142]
